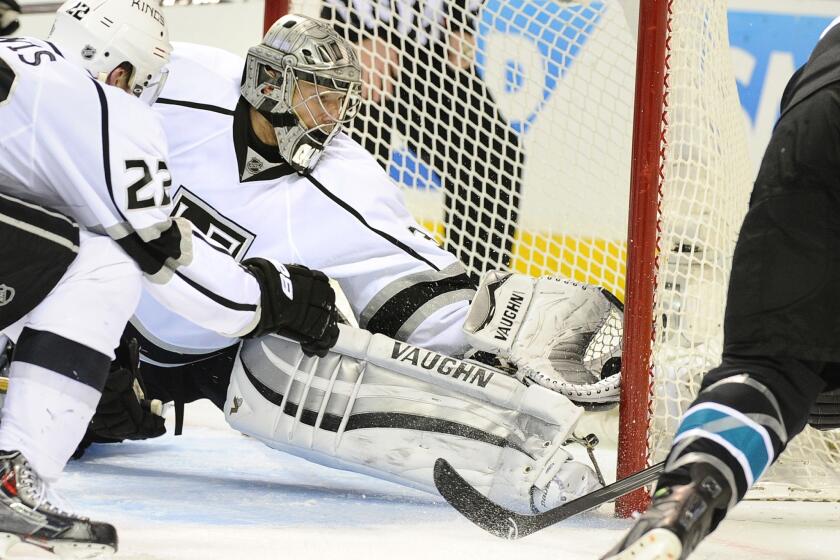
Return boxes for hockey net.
[266,0,840,504]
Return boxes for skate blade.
[606,528,682,560]
[51,541,116,560]
[8,536,115,560]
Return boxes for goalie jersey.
[0,37,262,338]
[132,42,475,363]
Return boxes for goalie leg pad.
[225,326,584,510]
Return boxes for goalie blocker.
[225,324,598,511]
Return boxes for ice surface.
[11,402,834,559]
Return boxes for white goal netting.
[279,0,840,500]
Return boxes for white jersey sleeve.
[0,37,261,337]
[307,135,475,356]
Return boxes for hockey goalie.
[72,269,622,514]
[224,271,622,512]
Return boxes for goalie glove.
[74,338,166,459]
[0,0,20,36]
[463,271,622,406]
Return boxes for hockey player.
[0,2,338,556]
[78,15,623,512]
[603,16,840,560]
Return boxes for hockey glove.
[463,271,623,406]
[242,258,339,357]
[74,339,166,459]
[0,0,20,36]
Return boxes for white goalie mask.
[49,0,172,103]
[241,14,362,172]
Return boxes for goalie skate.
[0,451,117,559]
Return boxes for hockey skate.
[601,463,731,560]
[0,450,116,558]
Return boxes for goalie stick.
[432,458,664,539]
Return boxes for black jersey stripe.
[93,80,129,224]
[241,357,532,457]
[156,97,235,116]
[15,327,111,390]
[364,274,474,338]
[305,174,441,271]
[0,193,79,249]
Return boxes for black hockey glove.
[74,339,166,459]
[242,258,339,357]
[0,0,20,36]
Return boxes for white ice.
[10,402,835,559]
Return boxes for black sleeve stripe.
[173,269,257,312]
[241,356,532,458]
[93,79,129,224]
[365,274,475,337]
[15,327,111,391]
[116,232,169,275]
[114,221,183,276]
[156,97,235,116]
[304,174,441,272]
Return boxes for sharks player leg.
[0,196,143,557]
[603,53,840,559]
[601,356,823,560]
[224,325,602,511]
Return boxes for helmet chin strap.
[260,109,297,130]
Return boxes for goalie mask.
[241,14,362,172]
[49,0,172,103]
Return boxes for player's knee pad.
[225,325,584,510]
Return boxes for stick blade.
[433,458,536,539]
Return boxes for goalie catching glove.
[463,271,622,406]
[243,258,339,357]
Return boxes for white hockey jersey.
[0,37,262,338]
[132,42,475,363]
